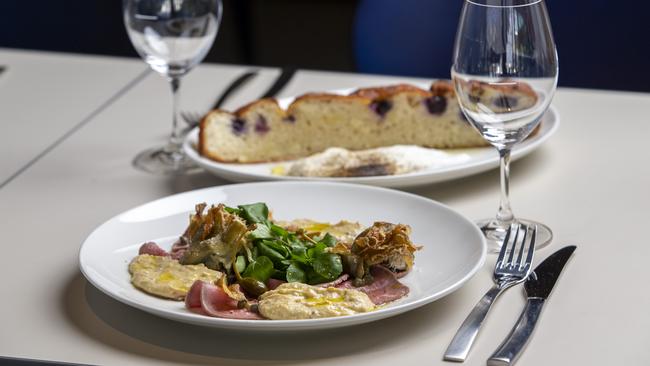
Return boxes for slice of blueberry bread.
[455,79,539,114]
[198,81,536,163]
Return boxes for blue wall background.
[2,1,648,92]
[354,0,650,92]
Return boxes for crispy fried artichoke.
[352,222,419,271]
[179,203,251,271]
[332,222,420,282]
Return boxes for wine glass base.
[477,218,552,253]
[133,146,202,175]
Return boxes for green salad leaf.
[242,256,274,283]
[312,252,343,281]
[258,241,287,265]
[286,262,307,283]
[235,255,247,274]
[249,223,273,240]
[234,202,343,285]
[319,233,337,247]
[238,203,269,224]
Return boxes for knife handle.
[212,70,258,109]
[260,67,296,99]
[444,284,509,362]
[487,298,545,366]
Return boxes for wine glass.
[123,0,222,174]
[451,0,558,251]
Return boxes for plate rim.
[79,181,487,330]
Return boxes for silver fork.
[444,223,537,362]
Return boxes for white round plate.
[183,88,559,188]
[79,182,486,331]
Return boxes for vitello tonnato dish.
[79,182,488,330]
[128,202,421,320]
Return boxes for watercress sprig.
[230,203,343,285]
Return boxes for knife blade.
[259,67,296,99]
[211,70,258,110]
[487,245,576,366]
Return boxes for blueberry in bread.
[198,81,537,163]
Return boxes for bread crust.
[197,111,210,157]
[291,92,371,104]
[430,80,456,97]
[234,98,284,117]
[351,83,431,99]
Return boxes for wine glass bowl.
[123,0,222,174]
[452,0,558,251]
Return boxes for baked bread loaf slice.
[198,80,536,163]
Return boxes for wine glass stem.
[496,148,514,224]
[167,76,183,155]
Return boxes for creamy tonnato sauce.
[129,254,223,300]
[258,282,375,320]
[280,145,471,177]
[276,219,363,245]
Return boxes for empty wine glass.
[451,0,558,251]
[123,0,222,174]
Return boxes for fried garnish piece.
[183,203,208,243]
[348,222,420,272]
[180,203,250,271]
[216,276,247,302]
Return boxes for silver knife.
[211,70,258,109]
[487,245,576,366]
[260,67,296,99]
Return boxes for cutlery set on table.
[444,223,576,365]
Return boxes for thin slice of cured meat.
[315,274,349,288]
[138,242,169,257]
[139,240,187,260]
[185,281,263,320]
[266,278,286,290]
[337,266,409,305]
[170,239,189,260]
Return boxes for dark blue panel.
[354,0,650,91]
[353,0,461,78]
[0,1,137,57]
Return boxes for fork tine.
[181,112,202,129]
[523,225,537,270]
[505,223,521,266]
[513,224,528,269]
[495,223,515,267]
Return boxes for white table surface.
[0,48,149,187]
[0,49,649,366]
